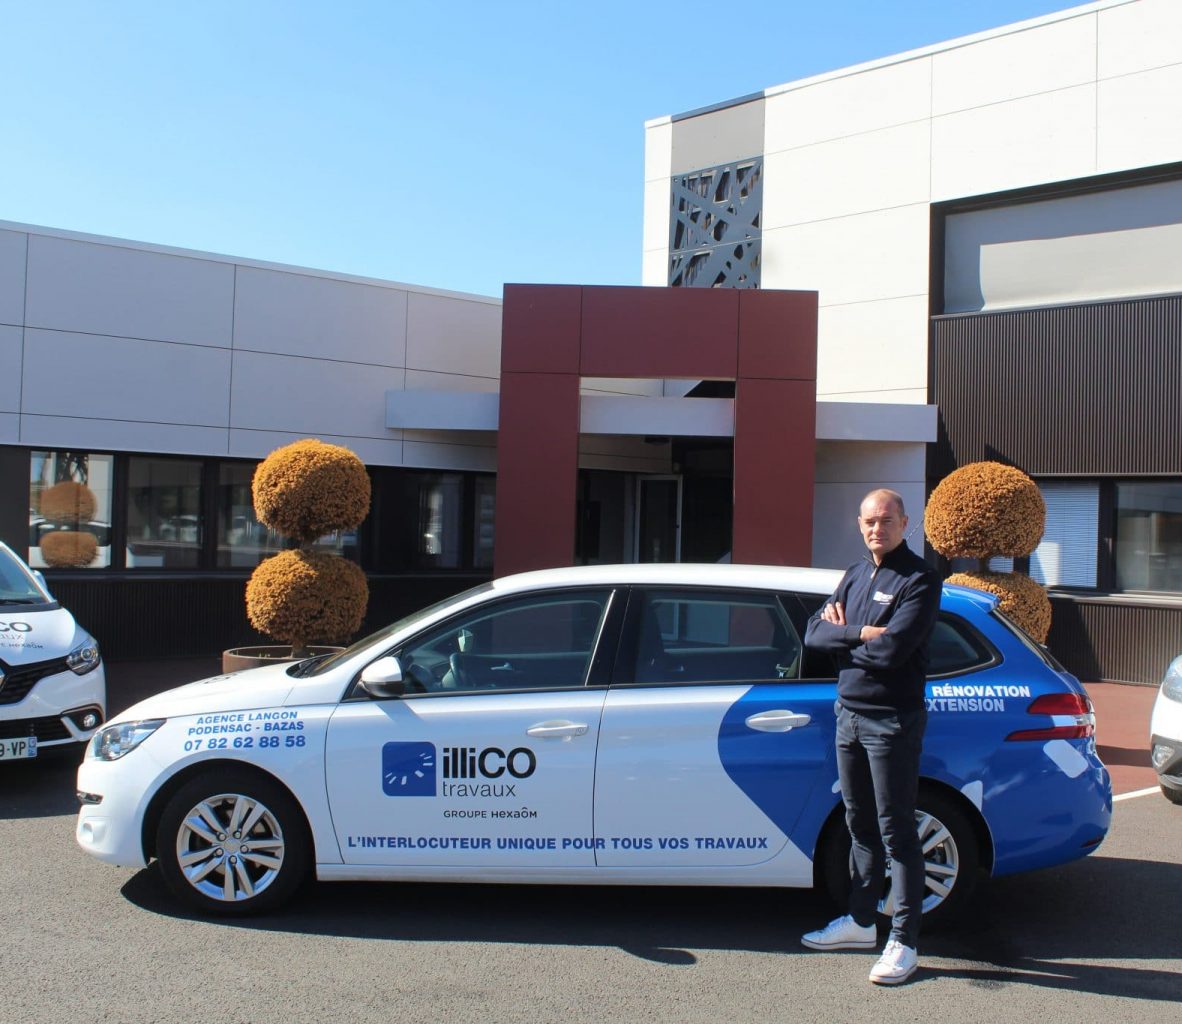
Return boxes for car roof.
[490,562,846,596]
[486,561,1000,611]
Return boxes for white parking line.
[1113,786,1160,802]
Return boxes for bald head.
[861,488,905,518]
[858,489,908,564]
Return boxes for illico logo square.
[381,741,437,796]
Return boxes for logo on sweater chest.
[872,590,894,605]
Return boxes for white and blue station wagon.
[76,563,1111,920]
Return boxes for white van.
[0,541,106,761]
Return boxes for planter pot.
[222,645,344,674]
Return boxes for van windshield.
[0,547,51,606]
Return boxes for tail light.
[1006,692,1095,741]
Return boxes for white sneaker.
[869,939,918,985]
[801,914,877,951]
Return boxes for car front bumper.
[0,663,106,750]
[76,746,158,869]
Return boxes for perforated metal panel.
[669,159,762,289]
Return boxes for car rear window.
[992,609,1067,672]
[928,615,997,677]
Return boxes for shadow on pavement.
[0,752,84,818]
[119,846,1182,996]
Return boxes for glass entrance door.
[634,475,682,563]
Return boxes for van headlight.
[1162,657,1182,704]
[67,638,101,675]
[91,719,165,761]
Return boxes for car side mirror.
[359,656,406,698]
[32,569,50,595]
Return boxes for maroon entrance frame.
[494,285,817,576]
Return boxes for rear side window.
[787,595,995,679]
[928,615,997,677]
[625,588,803,685]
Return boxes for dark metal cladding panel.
[1048,595,1182,685]
[931,294,1182,477]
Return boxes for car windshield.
[0,546,50,606]
[294,581,498,677]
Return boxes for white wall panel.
[945,178,1182,312]
[641,249,667,287]
[21,414,229,456]
[816,296,928,400]
[581,377,664,397]
[229,428,404,467]
[404,369,499,393]
[642,177,671,255]
[931,14,1096,116]
[644,119,673,182]
[405,292,501,378]
[764,58,931,152]
[402,436,497,472]
[229,350,404,438]
[233,266,408,366]
[0,413,17,444]
[25,235,234,346]
[763,121,930,230]
[21,328,231,425]
[1097,63,1182,173]
[0,325,22,412]
[814,441,927,486]
[1098,0,1182,78]
[818,388,928,405]
[762,204,929,307]
[0,229,26,326]
[931,84,1096,200]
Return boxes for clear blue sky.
[3,0,1082,297]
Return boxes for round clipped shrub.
[925,462,1045,560]
[252,439,370,544]
[246,550,368,651]
[40,531,98,568]
[39,481,97,525]
[947,570,1052,642]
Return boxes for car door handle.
[745,710,811,733]
[526,720,588,738]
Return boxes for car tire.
[155,767,310,916]
[820,787,981,931]
[1161,783,1182,806]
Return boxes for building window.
[669,158,762,289]
[126,457,203,569]
[1029,481,1100,588]
[1115,481,1182,593]
[416,473,463,569]
[473,477,495,569]
[28,451,115,568]
[216,462,286,568]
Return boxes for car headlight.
[67,638,101,675]
[91,719,165,761]
[1162,656,1182,704]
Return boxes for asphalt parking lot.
[0,663,1176,1024]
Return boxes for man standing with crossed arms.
[801,488,941,985]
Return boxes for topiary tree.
[244,439,371,657]
[925,461,1052,642]
[38,480,98,567]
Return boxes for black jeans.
[835,703,928,948]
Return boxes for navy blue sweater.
[804,542,941,713]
